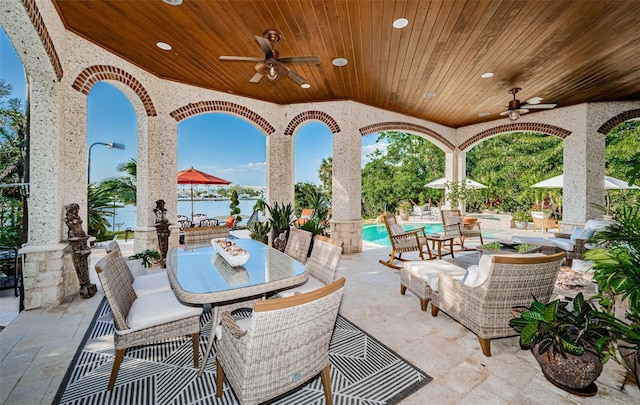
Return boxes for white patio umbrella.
[424,177,487,189]
[530,174,640,190]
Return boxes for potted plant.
[248,220,271,244]
[266,202,294,248]
[584,204,640,387]
[128,249,161,268]
[509,293,612,396]
[511,210,531,229]
[398,200,412,221]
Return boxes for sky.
[1,28,386,187]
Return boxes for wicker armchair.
[183,225,230,244]
[284,227,313,264]
[530,211,558,233]
[431,252,565,357]
[105,240,171,296]
[95,251,202,390]
[215,278,346,405]
[440,209,484,249]
[277,235,343,297]
[378,214,432,269]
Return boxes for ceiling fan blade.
[254,35,274,59]
[250,72,263,83]
[278,56,320,64]
[288,70,307,85]
[220,56,265,62]
[521,103,557,109]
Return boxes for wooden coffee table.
[425,233,455,259]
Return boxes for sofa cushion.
[511,236,556,247]
[548,237,575,251]
[124,289,202,333]
[277,275,325,298]
[403,260,466,291]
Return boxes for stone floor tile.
[399,379,463,404]
[457,386,509,404]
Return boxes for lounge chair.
[530,211,558,233]
[294,208,314,226]
[378,214,432,269]
[440,209,484,249]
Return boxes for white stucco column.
[331,123,362,253]
[561,106,606,230]
[266,126,293,206]
[135,112,178,252]
[443,149,465,208]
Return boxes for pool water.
[362,223,444,246]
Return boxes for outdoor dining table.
[166,238,308,375]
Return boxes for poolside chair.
[294,208,314,226]
[530,211,558,233]
[378,214,432,270]
[430,252,564,356]
[215,278,345,405]
[95,251,201,390]
[278,235,343,297]
[284,227,313,264]
[440,209,483,249]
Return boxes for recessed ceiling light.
[393,18,409,29]
[162,0,183,5]
[301,83,311,89]
[480,72,494,79]
[525,96,544,105]
[332,58,348,67]
[156,42,172,51]
[478,112,490,117]
[423,92,436,98]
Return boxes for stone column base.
[330,219,363,253]
[19,243,70,310]
[133,226,158,252]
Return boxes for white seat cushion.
[584,219,612,232]
[548,237,575,251]
[276,275,326,298]
[403,260,467,291]
[124,289,202,333]
[132,271,171,296]
[215,316,251,340]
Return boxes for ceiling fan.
[219,29,319,86]
[500,87,557,120]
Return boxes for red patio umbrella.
[177,167,232,221]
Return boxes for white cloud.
[361,141,388,164]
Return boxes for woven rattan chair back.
[284,228,313,264]
[440,209,463,225]
[183,225,230,244]
[306,235,343,284]
[216,278,346,405]
[95,251,137,332]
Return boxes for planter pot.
[532,344,603,396]
[618,344,640,389]
[515,221,528,229]
[400,212,410,221]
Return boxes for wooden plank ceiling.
[52,0,640,128]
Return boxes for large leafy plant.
[266,202,294,230]
[509,293,611,359]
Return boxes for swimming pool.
[362,223,444,246]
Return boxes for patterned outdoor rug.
[54,299,431,404]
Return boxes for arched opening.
[604,120,640,212]
[293,121,333,231]
[177,113,266,228]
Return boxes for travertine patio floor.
[1,228,639,404]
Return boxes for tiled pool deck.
[1,225,638,404]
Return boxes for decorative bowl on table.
[211,238,250,267]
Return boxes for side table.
[425,234,455,259]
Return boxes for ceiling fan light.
[301,83,311,89]
[267,66,278,81]
[393,18,409,29]
[508,110,519,121]
[332,58,348,67]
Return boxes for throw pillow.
[445,215,462,225]
[570,227,584,240]
[463,265,478,286]
[389,224,405,236]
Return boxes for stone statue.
[154,199,171,268]
[64,203,96,298]
[273,232,288,252]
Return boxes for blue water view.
[111,200,260,231]
[362,223,444,246]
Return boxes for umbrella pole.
[191,183,194,221]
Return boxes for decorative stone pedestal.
[330,219,363,253]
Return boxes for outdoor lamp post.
[87,142,126,184]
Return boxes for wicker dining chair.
[105,240,171,296]
[284,227,313,264]
[95,251,202,390]
[216,278,346,405]
[277,234,343,298]
[183,225,230,244]
[378,214,432,269]
[430,252,565,357]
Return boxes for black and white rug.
[54,299,431,404]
